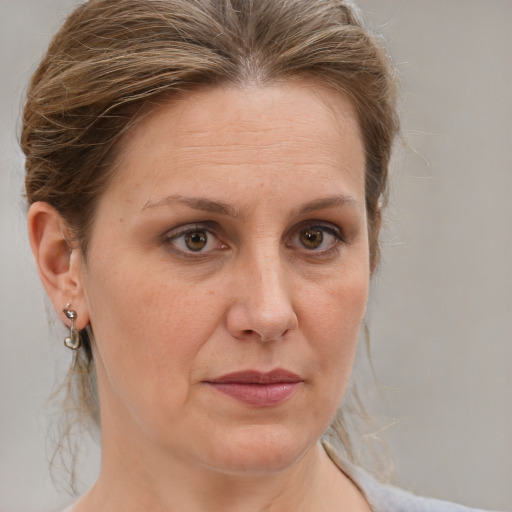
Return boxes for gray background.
[1,1,511,511]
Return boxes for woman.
[19,0,498,511]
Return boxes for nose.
[226,248,298,343]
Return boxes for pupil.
[301,229,323,249]
[185,230,207,251]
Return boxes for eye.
[300,227,325,249]
[166,226,227,254]
[184,230,208,251]
[288,223,343,253]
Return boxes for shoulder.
[350,468,492,512]
[322,441,496,512]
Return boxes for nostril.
[235,325,291,343]
[241,328,275,340]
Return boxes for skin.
[29,82,371,511]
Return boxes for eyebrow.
[142,194,244,219]
[297,195,360,215]
[142,193,359,218]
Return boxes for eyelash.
[163,221,345,258]
[163,223,227,257]
[287,223,345,256]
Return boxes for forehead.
[106,82,366,209]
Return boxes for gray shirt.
[324,442,497,512]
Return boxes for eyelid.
[286,221,345,253]
[293,220,344,240]
[309,222,344,240]
[161,220,345,258]
[163,222,227,255]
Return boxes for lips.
[205,369,303,406]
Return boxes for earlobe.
[27,202,90,329]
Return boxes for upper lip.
[207,369,302,384]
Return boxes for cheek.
[302,261,368,384]
[285,266,368,439]
[82,254,224,404]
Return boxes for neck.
[75,436,368,512]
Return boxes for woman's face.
[79,82,369,474]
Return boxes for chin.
[196,423,318,476]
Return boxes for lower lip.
[207,382,300,406]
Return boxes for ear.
[27,202,90,329]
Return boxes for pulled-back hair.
[21,0,399,479]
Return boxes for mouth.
[204,369,303,407]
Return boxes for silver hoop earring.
[63,305,81,350]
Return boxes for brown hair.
[21,0,399,476]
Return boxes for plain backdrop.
[1,1,511,511]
